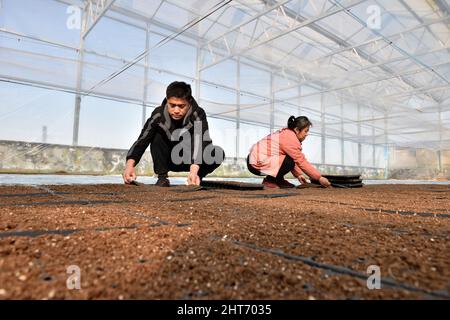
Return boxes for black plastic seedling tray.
[200,180,265,190]
[311,174,364,188]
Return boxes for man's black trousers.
[151,131,225,178]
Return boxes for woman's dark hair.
[166,81,192,101]
[287,116,312,131]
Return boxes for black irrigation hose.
[0,187,215,198]
[0,190,162,199]
[0,225,138,238]
[0,192,73,198]
[0,195,216,208]
[355,207,450,219]
[0,190,162,198]
[1,229,78,238]
[300,198,450,219]
[0,200,130,207]
[217,237,450,299]
[0,222,192,239]
[337,222,449,240]
[239,193,298,199]
[170,196,217,203]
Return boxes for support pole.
[438,107,443,175]
[340,98,344,166]
[321,93,326,165]
[383,112,388,179]
[72,11,86,146]
[270,72,275,133]
[357,104,362,168]
[142,22,150,126]
[298,84,302,115]
[236,57,241,162]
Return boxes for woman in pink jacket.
[247,116,331,189]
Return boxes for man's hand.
[123,159,137,184]
[298,175,308,185]
[319,176,331,188]
[187,164,201,186]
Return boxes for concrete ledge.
[1,140,448,180]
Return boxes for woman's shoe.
[262,177,279,189]
[276,179,295,189]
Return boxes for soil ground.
[0,183,449,300]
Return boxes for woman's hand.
[123,160,137,184]
[319,176,331,188]
[298,175,308,185]
[187,164,201,186]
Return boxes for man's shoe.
[262,177,279,189]
[155,177,170,187]
[276,179,295,189]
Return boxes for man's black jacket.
[126,97,212,165]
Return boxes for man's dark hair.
[166,81,192,101]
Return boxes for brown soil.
[0,183,449,300]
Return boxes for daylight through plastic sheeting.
[0,0,449,178]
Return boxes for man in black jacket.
[123,81,225,187]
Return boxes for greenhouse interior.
[0,0,449,302]
[0,0,449,181]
